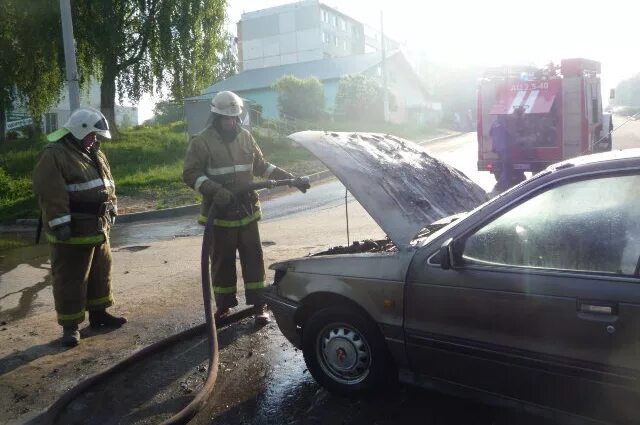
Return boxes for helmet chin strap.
[82,137,96,151]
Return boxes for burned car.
[264,132,640,425]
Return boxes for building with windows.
[237,0,396,71]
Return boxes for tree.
[334,75,384,121]
[73,0,227,134]
[272,75,324,121]
[422,62,483,128]
[153,100,183,124]
[614,74,640,107]
[212,34,238,84]
[0,0,70,140]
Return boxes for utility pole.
[59,0,80,111]
[380,10,389,122]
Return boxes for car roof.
[548,148,640,172]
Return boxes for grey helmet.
[210,91,243,117]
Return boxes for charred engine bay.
[312,238,397,256]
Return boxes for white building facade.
[237,0,396,71]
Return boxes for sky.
[137,0,640,122]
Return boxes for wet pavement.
[50,315,546,425]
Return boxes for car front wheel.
[302,306,393,396]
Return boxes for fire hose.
[28,177,309,425]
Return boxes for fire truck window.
[462,174,640,277]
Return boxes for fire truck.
[477,58,613,179]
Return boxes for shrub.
[272,75,324,121]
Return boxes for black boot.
[89,309,127,329]
[61,325,80,347]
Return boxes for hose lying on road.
[28,179,307,425]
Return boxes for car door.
[405,170,640,423]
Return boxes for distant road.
[612,115,640,149]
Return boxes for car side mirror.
[440,238,454,270]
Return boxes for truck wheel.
[302,307,393,396]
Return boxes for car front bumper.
[263,286,302,349]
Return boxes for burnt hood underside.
[288,131,489,248]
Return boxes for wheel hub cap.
[318,324,371,384]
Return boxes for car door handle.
[579,303,614,315]
[577,301,618,326]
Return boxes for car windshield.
[410,168,556,247]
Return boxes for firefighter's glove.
[212,187,233,207]
[293,176,310,193]
[53,224,72,241]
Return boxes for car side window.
[462,174,640,277]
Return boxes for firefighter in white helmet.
[33,107,126,347]
[183,91,309,324]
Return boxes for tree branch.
[116,0,160,71]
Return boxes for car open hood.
[288,131,488,248]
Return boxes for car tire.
[302,306,393,396]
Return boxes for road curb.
[418,131,464,145]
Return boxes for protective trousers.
[496,145,512,190]
[50,239,113,326]
[211,220,265,309]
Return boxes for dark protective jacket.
[182,125,290,226]
[33,136,117,244]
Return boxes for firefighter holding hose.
[182,91,309,325]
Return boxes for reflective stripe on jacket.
[32,136,117,244]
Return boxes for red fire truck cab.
[477,58,612,178]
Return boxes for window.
[388,92,397,112]
[331,15,337,26]
[462,174,640,276]
[321,10,329,23]
[333,35,338,47]
[343,40,349,51]
[322,31,329,44]
[44,113,58,133]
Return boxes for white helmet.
[210,91,243,117]
[47,107,111,142]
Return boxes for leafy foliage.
[73,0,227,130]
[421,62,482,128]
[272,75,324,120]
[153,100,184,124]
[0,1,68,138]
[334,75,384,121]
[212,34,238,84]
[614,74,640,107]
